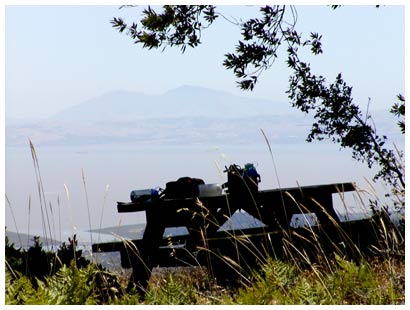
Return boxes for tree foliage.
[111,5,217,53]
[111,5,404,207]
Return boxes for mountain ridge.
[50,85,291,121]
[6,85,401,147]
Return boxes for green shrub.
[231,254,404,305]
[6,261,126,305]
[145,274,199,305]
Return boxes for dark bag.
[224,164,260,196]
[164,177,205,199]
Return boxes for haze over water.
[6,138,387,246]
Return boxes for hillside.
[50,86,290,121]
[6,86,308,147]
[5,230,61,249]
[6,85,402,147]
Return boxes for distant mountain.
[50,86,291,121]
[7,86,309,146]
[5,230,62,249]
[90,223,146,241]
[6,85,402,147]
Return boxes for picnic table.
[92,181,357,295]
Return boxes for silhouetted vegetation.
[5,223,404,305]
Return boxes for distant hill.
[50,86,290,122]
[5,230,62,249]
[6,85,309,146]
[6,85,402,147]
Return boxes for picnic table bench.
[92,181,357,295]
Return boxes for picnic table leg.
[127,218,165,298]
[127,255,152,297]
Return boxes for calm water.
[5,142,384,245]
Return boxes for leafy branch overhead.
[287,53,404,190]
[391,94,405,134]
[111,5,404,202]
[111,5,218,52]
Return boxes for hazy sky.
[5,4,405,120]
